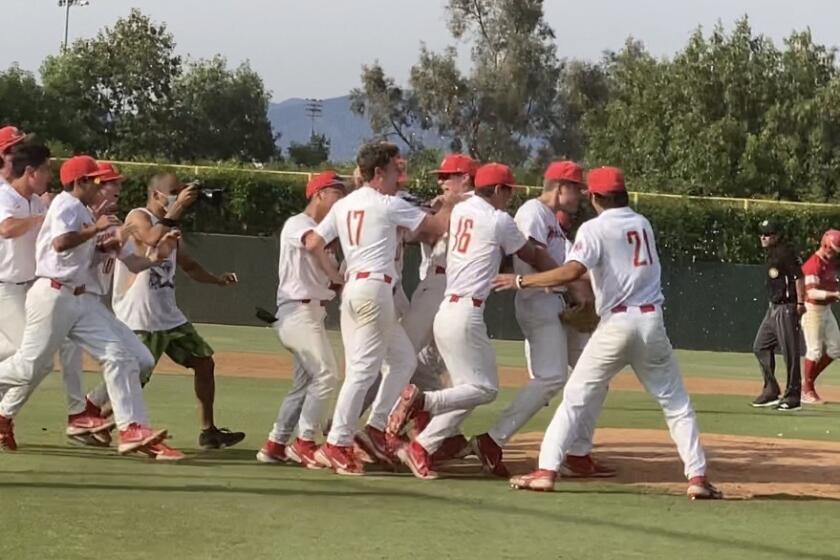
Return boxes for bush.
[50,161,838,263]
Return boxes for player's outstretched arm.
[304,230,344,287]
[176,250,237,287]
[492,261,588,291]
[416,192,462,238]
[515,241,557,272]
[53,215,120,252]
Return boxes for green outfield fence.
[172,233,816,353]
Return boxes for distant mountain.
[268,95,446,163]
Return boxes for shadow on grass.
[1,477,839,560]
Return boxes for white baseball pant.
[537,306,707,478]
[0,278,149,430]
[394,283,410,320]
[487,292,594,455]
[267,301,338,443]
[59,293,155,415]
[415,297,499,453]
[801,303,840,361]
[327,277,416,446]
[0,282,28,361]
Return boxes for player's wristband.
[159,217,179,228]
[515,275,524,290]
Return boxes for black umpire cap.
[759,218,782,236]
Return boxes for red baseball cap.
[586,166,626,195]
[545,161,584,184]
[306,171,346,199]
[96,162,124,183]
[0,126,26,154]
[474,163,516,189]
[431,154,478,177]
[60,156,110,187]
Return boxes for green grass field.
[2,324,840,560]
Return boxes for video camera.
[186,181,224,207]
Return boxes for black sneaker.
[199,427,246,449]
[751,393,781,408]
[776,400,801,411]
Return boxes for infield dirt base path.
[110,350,840,401]
[466,429,840,500]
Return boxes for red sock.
[803,359,816,392]
[813,355,834,382]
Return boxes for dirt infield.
[498,429,840,500]
[106,350,840,401]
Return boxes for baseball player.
[256,171,346,468]
[387,163,557,480]
[304,141,455,476]
[493,167,721,500]
[473,161,614,478]
[0,142,48,362]
[0,126,27,181]
[0,156,168,454]
[800,229,840,404]
[58,163,185,459]
[110,173,245,449]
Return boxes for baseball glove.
[561,301,600,333]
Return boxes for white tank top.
[112,208,187,332]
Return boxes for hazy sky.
[3,0,840,101]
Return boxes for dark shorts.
[136,322,214,370]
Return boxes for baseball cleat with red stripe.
[314,443,365,476]
[396,440,439,480]
[473,433,510,478]
[117,424,167,455]
[286,438,324,469]
[256,439,288,464]
[559,454,617,478]
[510,469,557,492]
[0,415,17,451]
[66,411,116,437]
[430,434,471,464]
[407,410,431,439]
[387,384,424,437]
[139,441,186,461]
[354,425,397,465]
[687,476,723,500]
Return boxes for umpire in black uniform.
[751,218,805,410]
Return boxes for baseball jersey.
[35,191,95,286]
[567,207,664,316]
[0,182,46,283]
[276,212,336,306]
[84,231,136,297]
[113,208,187,332]
[314,185,426,279]
[802,253,838,305]
[419,236,448,281]
[513,198,566,294]
[444,195,527,301]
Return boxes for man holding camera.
[110,173,245,449]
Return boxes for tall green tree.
[172,56,277,162]
[287,133,330,167]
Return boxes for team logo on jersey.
[768,267,779,279]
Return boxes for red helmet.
[821,229,840,252]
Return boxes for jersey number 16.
[453,217,474,254]
[627,230,654,267]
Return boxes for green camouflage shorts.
[136,322,214,375]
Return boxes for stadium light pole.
[58,0,90,52]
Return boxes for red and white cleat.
[407,410,431,440]
[314,443,365,476]
[687,476,723,500]
[387,385,424,437]
[560,454,617,478]
[430,434,472,464]
[117,424,167,455]
[473,433,510,478]
[66,411,115,436]
[139,441,186,461]
[256,439,288,464]
[396,440,438,480]
[0,414,17,452]
[286,438,324,469]
[801,390,825,405]
[510,469,557,492]
[354,425,397,465]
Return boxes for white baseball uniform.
[800,254,840,361]
[537,207,707,479]
[0,192,149,430]
[0,182,45,360]
[486,198,594,454]
[265,212,339,444]
[59,233,155,415]
[315,185,425,446]
[416,195,526,453]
